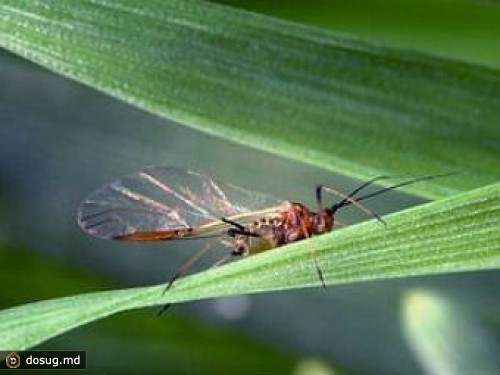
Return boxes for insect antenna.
[330,175,391,211]
[331,172,457,212]
[320,176,390,225]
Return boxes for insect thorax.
[232,202,335,256]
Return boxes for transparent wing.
[77,166,283,240]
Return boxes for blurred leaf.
[0,247,295,374]
[214,0,500,69]
[1,0,499,199]
[1,183,499,350]
[402,289,499,375]
[293,358,342,375]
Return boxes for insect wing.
[77,166,282,240]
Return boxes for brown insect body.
[235,202,334,256]
[77,166,453,302]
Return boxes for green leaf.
[0,248,295,374]
[1,183,499,350]
[1,0,499,199]
[214,0,500,69]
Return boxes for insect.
[77,166,452,309]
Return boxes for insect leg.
[222,217,260,238]
[298,215,326,289]
[164,237,220,293]
[157,237,220,316]
[227,228,260,238]
[210,250,243,269]
[221,217,246,230]
[156,302,173,316]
